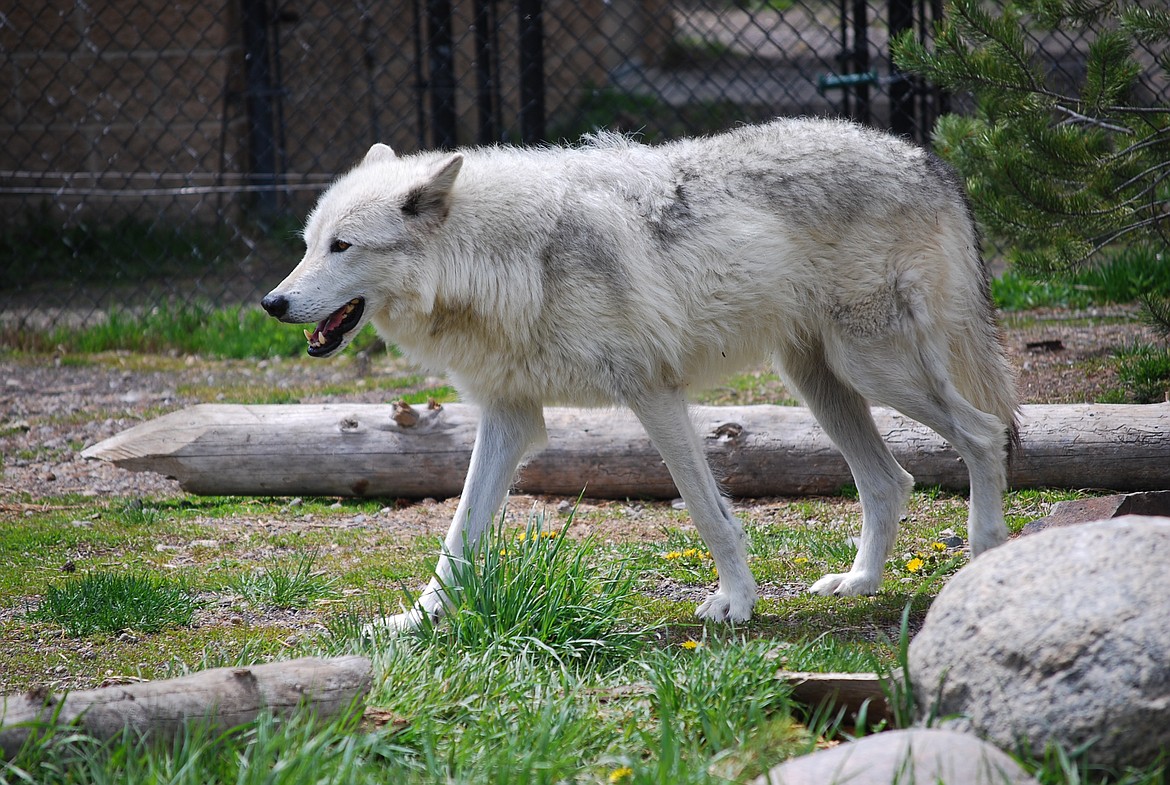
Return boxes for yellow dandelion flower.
[681,640,701,650]
[906,557,925,573]
[608,766,634,783]
[682,548,699,558]
[542,530,558,539]
[930,541,947,552]
[664,551,683,560]
[516,532,527,542]
[499,549,508,557]
[794,556,809,565]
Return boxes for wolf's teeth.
[304,329,313,342]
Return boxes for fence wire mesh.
[2,0,1167,333]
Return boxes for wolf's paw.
[808,571,880,597]
[695,588,756,623]
[360,609,424,639]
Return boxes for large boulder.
[909,515,1170,769]
[751,728,1035,785]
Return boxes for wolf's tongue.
[324,308,348,332]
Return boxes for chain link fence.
[2,0,1167,333]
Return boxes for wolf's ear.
[402,153,463,222]
[363,143,397,166]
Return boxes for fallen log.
[0,656,371,759]
[81,402,1170,499]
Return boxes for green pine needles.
[893,0,1170,329]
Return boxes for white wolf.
[262,118,1017,629]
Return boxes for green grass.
[412,508,648,665]
[4,207,240,289]
[229,550,338,610]
[2,490,1165,783]
[16,303,383,359]
[1114,342,1170,403]
[992,244,1170,311]
[30,572,200,636]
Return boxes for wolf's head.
[261,144,463,357]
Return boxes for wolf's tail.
[946,263,1020,452]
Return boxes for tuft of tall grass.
[416,506,650,665]
[30,573,200,636]
[1114,343,1170,403]
[229,550,338,610]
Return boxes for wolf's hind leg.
[365,401,546,636]
[834,339,1011,561]
[630,388,757,622]
[778,345,914,597]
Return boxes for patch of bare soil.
[0,307,1159,511]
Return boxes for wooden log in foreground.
[82,402,1170,499]
[776,671,891,725]
[0,656,371,759]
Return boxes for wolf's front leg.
[364,401,546,636]
[630,389,757,622]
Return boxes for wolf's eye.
[330,239,351,253]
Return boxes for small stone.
[671,498,686,511]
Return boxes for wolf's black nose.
[261,293,289,318]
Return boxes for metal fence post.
[850,0,870,125]
[241,0,279,216]
[474,0,501,144]
[888,0,914,137]
[518,0,545,144]
[426,0,458,149]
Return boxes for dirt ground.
[0,305,1162,510]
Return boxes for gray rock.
[752,728,1035,785]
[909,516,1170,769]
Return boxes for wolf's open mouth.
[304,297,365,357]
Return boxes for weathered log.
[776,671,891,725]
[0,656,371,759]
[81,402,1170,499]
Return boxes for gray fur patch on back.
[539,213,631,299]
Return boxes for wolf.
[261,118,1018,630]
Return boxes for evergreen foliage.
[893,0,1170,331]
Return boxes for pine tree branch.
[1089,214,1170,255]
[1054,105,1135,134]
